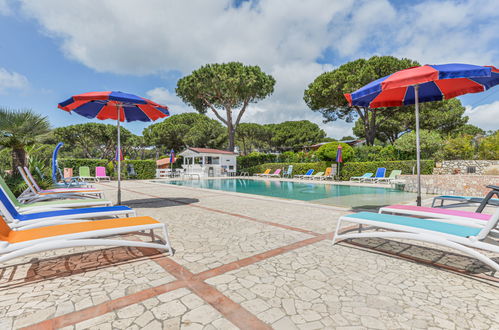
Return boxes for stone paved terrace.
[0,179,498,329]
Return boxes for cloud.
[145,87,193,115]
[17,0,499,138]
[0,0,12,15]
[464,101,499,131]
[0,68,28,92]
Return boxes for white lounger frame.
[0,222,173,262]
[378,206,494,229]
[0,188,136,229]
[333,209,499,272]
[18,167,103,203]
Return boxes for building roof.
[156,158,172,166]
[185,147,237,155]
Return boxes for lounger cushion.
[6,216,159,243]
[17,206,132,221]
[343,212,482,237]
[385,205,491,221]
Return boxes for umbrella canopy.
[345,63,498,108]
[58,91,170,204]
[335,145,343,163]
[58,91,170,121]
[169,149,176,164]
[344,63,499,206]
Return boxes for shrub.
[478,131,499,160]
[237,152,279,169]
[245,161,330,176]
[440,134,474,160]
[340,160,435,180]
[58,158,157,180]
[394,130,443,160]
[316,142,354,162]
[123,160,156,179]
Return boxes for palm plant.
[0,108,51,174]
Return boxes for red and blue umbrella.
[344,63,499,205]
[169,149,176,164]
[58,91,170,122]
[344,63,499,108]
[335,145,343,163]
[58,91,170,204]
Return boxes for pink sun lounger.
[379,204,492,228]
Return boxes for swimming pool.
[158,178,419,208]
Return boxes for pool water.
[159,178,419,209]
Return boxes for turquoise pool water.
[159,178,419,208]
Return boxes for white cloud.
[145,87,193,115]
[464,101,499,131]
[17,0,499,138]
[0,68,28,92]
[0,0,12,15]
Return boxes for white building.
[178,148,238,177]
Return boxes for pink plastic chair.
[63,168,73,179]
[95,166,111,182]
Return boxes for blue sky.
[0,0,498,137]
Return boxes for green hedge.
[58,158,156,180]
[245,159,435,180]
[238,153,279,169]
[339,160,435,180]
[245,161,330,176]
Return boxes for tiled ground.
[0,179,497,329]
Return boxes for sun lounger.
[350,173,373,182]
[0,214,173,262]
[305,171,324,180]
[79,166,97,182]
[333,209,499,272]
[282,165,293,178]
[266,169,281,177]
[0,175,112,212]
[0,185,135,229]
[316,167,333,180]
[18,167,103,203]
[95,167,111,182]
[35,167,85,189]
[376,170,401,183]
[432,185,499,212]
[294,169,314,179]
[255,169,271,177]
[379,204,494,228]
[363,167,386,183]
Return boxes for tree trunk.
[12,147,27,175]
[227,125,236,152]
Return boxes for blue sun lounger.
[333,209,499,272]
[364,167,386,183]
[350,173,373,182]
[432,185,499,212]
[0,185,135,229]
[294,169,314,179]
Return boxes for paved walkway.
[0,180,497,329]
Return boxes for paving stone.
[182,305,221,325]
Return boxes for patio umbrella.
[169,149,175,177]
[335,144,343,179]
[58,91,170,204]
[345,63,499,205]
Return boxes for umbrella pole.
[117,104,122,205]
[414,85,421,206]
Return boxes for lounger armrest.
[486,185,499,191]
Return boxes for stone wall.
[399,175,499,196]
[433,160,499,175]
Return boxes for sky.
[0,0,498,138]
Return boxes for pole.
[414,85,421,206]
[117,103,122,205]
